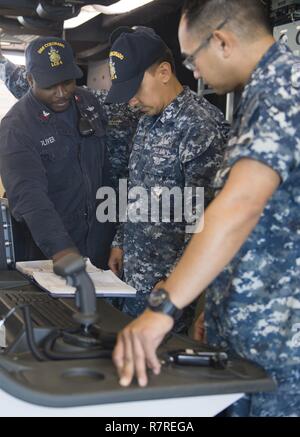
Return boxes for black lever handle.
[53,254,99,330]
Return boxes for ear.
[27,73,34,88]
[157,62,172,85]
[212,30,234,59]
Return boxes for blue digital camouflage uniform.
[0,57,28,99]
[0,58,140,187]
[112,86,230,331]
[205,42,300,417]
[92,89,139,187]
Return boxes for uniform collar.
[142,86,192,128]
[242,42,289,98]
[74,92,97,117]
[234,42,289,119]
[158,86,192,125]
[28,89,76,124]
[28,89,54,123]
[255,42,284,72]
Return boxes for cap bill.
[32,64,83,89]
[105,71,145,104]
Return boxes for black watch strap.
[148,288,182,321]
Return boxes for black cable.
[43,330,112,361]
[3,304,115,362]
[21,305,47,362]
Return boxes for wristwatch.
[148,288,182,321]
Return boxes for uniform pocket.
[142,149,181,188]
[40,143,73,192]
[40,142,70,163]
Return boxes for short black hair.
[182,0,272,39]
[151,46,176,74]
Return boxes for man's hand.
[193,312,206,342]
[113,310,174,387]
[108,247,124,275]
[52,248,79,263]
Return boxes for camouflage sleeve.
[107,105,139,248]
[0,58,29,99]
[111,224,124,248]
[169,122,227,273]
[109,106,139,247]
[168,156,208,272]
[91,89,140,187]
[180,116,228,205]
[224,98,299,183]
[91,89,140,250]
[89,88,108,107]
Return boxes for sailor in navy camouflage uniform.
[206,39,300,417]
[180,1,300,416]
[112,1,300,416]
[106,27,230,331]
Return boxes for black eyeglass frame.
[182,18,229,72]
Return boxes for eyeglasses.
[182,18,229,72]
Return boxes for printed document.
[16,259,136,298]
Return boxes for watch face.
[149,289,168,308]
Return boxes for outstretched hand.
[113,310,174,387]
